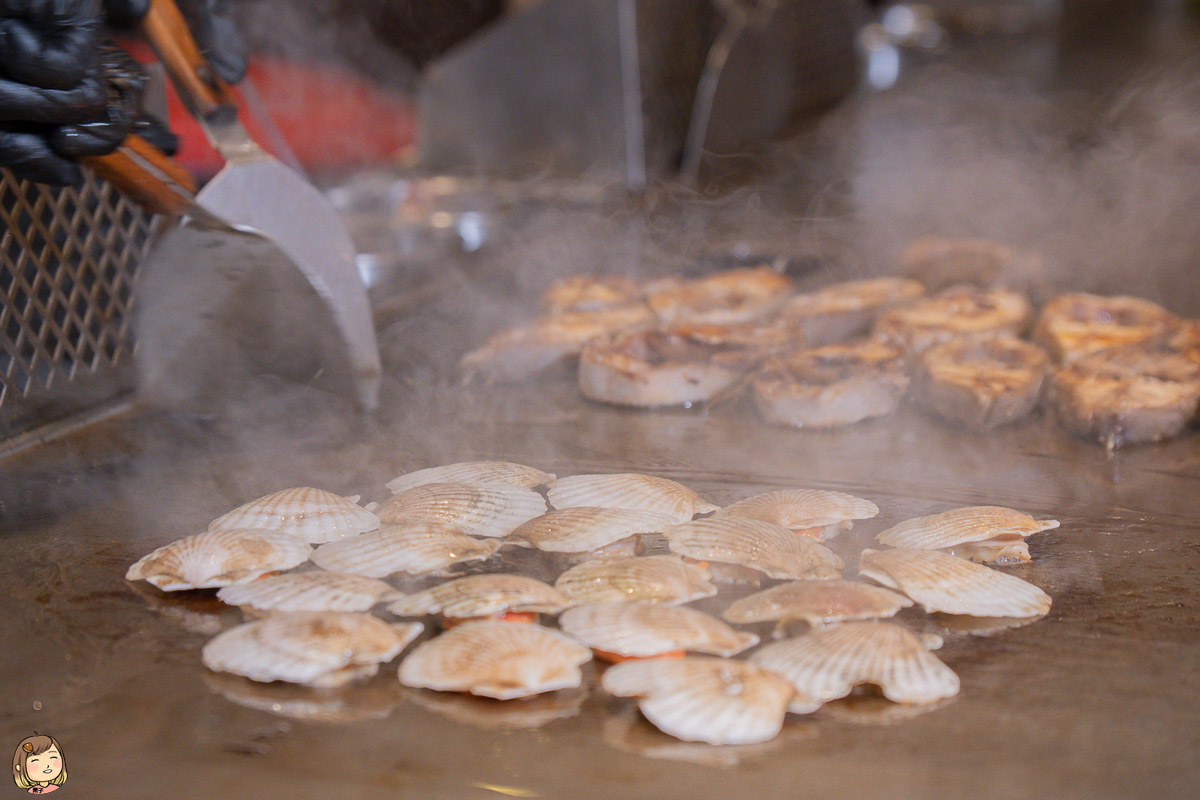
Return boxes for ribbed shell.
[376,482,547,538]
[601,657,796,745]
[201,612,423,687]
[386,461,556,493]
[559,602,758,657]
[398,621,592,699]
[216,571,397,613]
[722,580,913,626]
[859,548,1052,618]
[555,555,718,605]
[126,529,312,591]
[663,518,844,581]
[749,621,959,706]
[506,507,677,553]
[310,523,501,578]
[876,506,1060,550]
[547,473,719,523]
[208,488,380,543]
[715,489,879,532]
[387,574,572,618]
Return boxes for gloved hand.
[103,0,247,84]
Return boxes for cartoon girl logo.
[11,735,66,794]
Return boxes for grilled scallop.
[216,571,398,613]
[505,507,676,554]
[780,277,925,346]
[873,285,1032,355]
[555,555,718,605]
[899,237,1044,294]
[1034,293,1177,364]
[310,523,501,578]
[559,602,758,660]
[752,338,909,429]
[1045,345,1200,448]
[578,322,791,408]
[126,529,312,591]
[664,518,844,581]
[601,656,797,745]
[459,304,653,384]
[1168,319,1200,366]
[540,274,643,313]
[859,548,1052,618]
[645,267,793,325]
[914,336,1050,430]
[398,621,592,699]
[377,482,547,538]
[714,489,879,540]
[547,473,719,523]
[749,621,960,706]
[875,506,1059,564]
[722,580,913,627]
[386,461,555,493]
[208,488,380,543]
[201,612,423,688]
[386,574,572,620]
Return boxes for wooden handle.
[141,0,238,118]
[82,135,197,216]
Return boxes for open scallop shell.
[376,482,547,538]
[506,507,676,554]
[387,574,572,619]
[554,555,718,605]
[601,656,796,745]
[722,580,913,627]
[749,621,959,707]
[714,489,879,539]
[216,571,397,613]
[547,473,719,523]
[208,488,380,543]
[126,529,312,591]
[875,506,1059,564]
[310,523,501,578]
[559,602,758,658]
[386,461,555,493]
[201,612,423,688]
[398,621,592,699]
[663,518,844,581]
[859,548,1052,618]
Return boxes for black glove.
[103,0,246,85]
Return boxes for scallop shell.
[554,555,718,605]
[749,621,959,707]
[559,602,758,658]
[201,612,423,687]
[387,574,572,619]
[547,473,719,523]
[722,580,913,626]
[376,482,547,538]
[715,489,879,538]
[506,507,676,553]
[208,488,380,543]
[398,621,592,699]
[126,529,312,591]
[385,461,556,493]
[601,656,796,745]
[875,506,1059,564]
[859,548,1052,618]
[310,523,501,578]
[216,571,397,613]
[663,518,844,581]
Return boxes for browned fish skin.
[1046,344,1200,448]
[1034,293,1178,364]
[873,285,1032,355]
[753,338,909,429]
[914,336,1050,430]
[780,277,925,346]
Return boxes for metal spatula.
[121,0,381,410]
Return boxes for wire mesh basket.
[0,167,158,445]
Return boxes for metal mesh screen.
[0,167,156,439]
